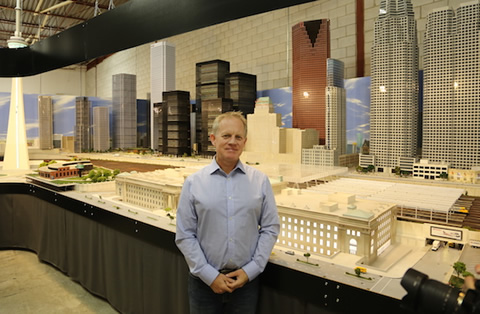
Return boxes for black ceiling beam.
[0,0,315,77]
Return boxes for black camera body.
[401,268,480,314]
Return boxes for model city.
[1,0,480,310]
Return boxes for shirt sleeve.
[242,175,280,281]
[175,177,219,286]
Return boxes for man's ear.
[210,133,216,145]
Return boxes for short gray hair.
[211,111,247,137]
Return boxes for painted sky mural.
[0,78,372,149]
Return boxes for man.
[175,111,280,314]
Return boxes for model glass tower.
[38,96,53,150]
[292,19,330,144]
[370,0,418,172]
[112,73,137,149]
[422,3,480,169]
[93,106,110,152]
[74,96,91,153]
[325,58,346,156]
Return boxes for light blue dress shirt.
[175,158,280,286]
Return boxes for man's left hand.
[225,269,249,291]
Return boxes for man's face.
[210,117,247,165]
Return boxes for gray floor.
[0,250,119,314]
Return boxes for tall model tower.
[112,73,137,149]
[292,19,330,144]
[150,42,175,150]
[93,106,110,152]
[423,3,480,169]
[325,58,346,156]
[74,97,91,153]
[38,96,53,150]
[370,0,418,172]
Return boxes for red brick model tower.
[292,19,330,144]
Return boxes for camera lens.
[401,268,463,314]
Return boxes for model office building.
[112,73,137,149]
[369,0,419,173]
[422,2,480,170]
[74,96,91,153]
[38,96,53,150]
[92,106,110,152]
[157,90,191,156]
[292,19,330,144]
[150,41,176,150]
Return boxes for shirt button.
[228,196,232,200]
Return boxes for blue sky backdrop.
[0,78,373,147]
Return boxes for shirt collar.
[209,157,246,176]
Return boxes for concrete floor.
[0,250,118,314]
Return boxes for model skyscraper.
[93,106,110,152]
[292,19,330,144]
[151,41,175,150]
[112,73,137,149]
[325,58,346,156]
[74,96,91,153]
[38,96,53,150]
[370,0,418,172]
[422,3,480,170]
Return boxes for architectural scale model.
[292,19,330,144]
[243,97,318,164]
[74,96,91,153]
[92,106,110,152]
[112,73,137,149]
[225,72,256,115]
[150,41,176,150]
[37,160,93,180]
[369,0,418,173]
[422,2,480,170]
[38,96,53,150]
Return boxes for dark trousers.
[188,273,259,314]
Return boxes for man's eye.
[222,135,230,139]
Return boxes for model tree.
[355,267,362,277]
[304,252,311,263]
[453,261,466,278]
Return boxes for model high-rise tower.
[292,19,330,144]
[325,58,346,156]
[38,96,53,150]
[422,3,480,169]
[151,42,175,150]
[370,0,418,172]
[74,96,91,153]
[158,91,191,156]
[112,73,137,149]
[93,106,110,152]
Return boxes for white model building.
[150,41,175,150]
[369,0,419,173]
[112,73,137,149]
[92,106,110,152]
[422,2,480,170]
[276,188,396,264]
[243,97,318,164]
[38,96,53,150]
[115,168,193,213]
[412,159,449,180]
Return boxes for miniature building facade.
[225,72,257,115]
[150,41,175,150]
[112,73,137,149]
[74,96,91,153]
[370,0,418,172]
[93,106,110,152]
[422,3,480,170]
[158,91,191,156]
[292,19,329,144]
[275,189,396,264]
[38,96,53,150]
[302,145,336,166]
[38,160,93,179]
[412,159,449,180]
[325,58,346,160]
[115,168,197,212]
